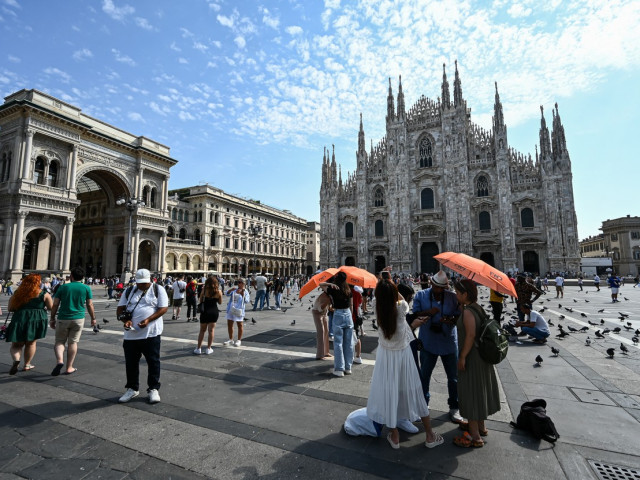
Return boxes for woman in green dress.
[6,273,53,375]
[452,279,500,447]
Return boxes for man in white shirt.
[515,303,550,344]
[252,274,268,311]
[171,274,186,320]
[116,269,168,404]
[554,275,564,298]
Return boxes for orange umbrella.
[434,252,517,298]
[338,266,378,289]
[298,268,339,299]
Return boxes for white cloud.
[178,57,189,64]
[234,36,246,48]
[507,4,532,18]
[212,40,222,48]
[286,25,303,35]
[217,14,234,28]
[102,0,134,21]
[170,41,181,52]
[135,17,153,30]
[128,112,144,122]
[72,48,93,61]
[43,67,71,83]
[178,110,195,121]
[193,41,208,53]
[261,7,279,29]
[3,0,20,8]
[208,2,221,12]
[8,54,20,63]
[149,101,170,116]
[111,48,136,66]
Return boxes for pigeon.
[588,320,598,326]
[632,336,639,345]
[579,326,589,332]
[580,313,587,318]
[539,307,546,313]
[307,306,311,310]
[535,355,543,366]
[620,343,629,354]
[568,326,578,333]
[573,299,578,303]
[595,330,605,338]
[624,297,629,301]
[585,300,589,303]
[551,347,560,357]
[565,307,573,312]
[627,322,632,327]
[602,328,611,334]
[597,309,605,313]
[290,319,296,326]
[548,319,554,326]
[618,312,629,318]
[635,329,640,336]
[558,304,562,308]
[251,318,257,324]
[372,321,378,331]
[624,325,633,331]
[585,337,591,346]
[559,315,565,320]
[612,327,621,334]
[104,304,111,309]
[606,348,615,358]
[556,330,569,339]
[102,318,109,324]
[281,308,289,313]
[600,319,605,324]
[93,325,100,334]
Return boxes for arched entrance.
[374,255,386,273]
[345,256,356,266]
[523,251,540,274]
[22,229,57,272]
[480,252,495,267]
[420,242,439,274]
[138,240,154,270]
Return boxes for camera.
[118,311,133,322]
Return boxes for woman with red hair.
[6,274,53,374]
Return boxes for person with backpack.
[171,274,187,320]
[452,279,500,448]
[184,276,198,322]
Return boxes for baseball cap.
[135,269,151,283]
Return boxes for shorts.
[173,298,183,307]
[611,287,619,294]
[55,319,84,344]
[555,285,563,292]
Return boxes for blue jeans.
[253,290,265,310]
[328,311,334,337]
[332,308,354,372]
[264,291,270,307]
[419,350,459,409]
[275,292,282,308]
[522,326,549,340]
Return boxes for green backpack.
[466,303,509,365]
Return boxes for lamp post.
[116,197,145,282]
[248,224,262,275]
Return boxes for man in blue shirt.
[412,270,462,424]
[608,274,621,302]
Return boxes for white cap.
[135,269,151,283]
[353,285,364,293]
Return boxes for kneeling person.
[116,269,168,404]
[515,303,550,344]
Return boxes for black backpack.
[510,399,560,443]
[466,303,509,364]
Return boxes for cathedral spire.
[321,146,327,186]
[493,81,505,133]
[396,75,405,119]
[453,60,463,107]
[539,105,551,159]
[551,102,567,159]
[386,78,395,122]
[358,113,365,154]
[441,63,450,109]
[338,165,342,188]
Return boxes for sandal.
[453,432,484,448]
[459,423,488,436]
[425,432,444,448]
[9,361,20,375]
[23,364,35,371]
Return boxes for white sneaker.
[353,357,362,364]
[223,339,234,346]
[193,348,202,355]
[205,347,214,355]
[344,370,352,375]
[233,340,242,347]
[148,389,161,404]
[118,388,139,403]
[332,370,344,377]
[449,409,464,423]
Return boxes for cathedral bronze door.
[345,256,356,266]
[374,255,386,273]
[480,252,495,267]
[523,251,540,275]
[420,242,439,274]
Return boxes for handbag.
[0,311,10,340]
[229,290,245,317]
[198,302,204,314]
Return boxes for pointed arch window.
[47,160,59,187]
[374,188,384,207]
[34,157,45,184]
[419,138,433,168]
[479,211,491,231]
[420,188,434,209]
[375,220,384,237]
[476,175,489,197]
[521,208,534,228]
[345,222,354,238]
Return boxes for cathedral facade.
[319,63,581,276]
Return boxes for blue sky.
[1,0,639,239]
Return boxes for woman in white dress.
[222,279,251,347]
[366,279,444,449]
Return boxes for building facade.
[601,215,640,276]
[580,234,606,258]
[165,185,307,277]
[0,89,308,281]
[305,221,321,276]
[320,64,581,275]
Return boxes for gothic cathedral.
[319,62,580,275]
